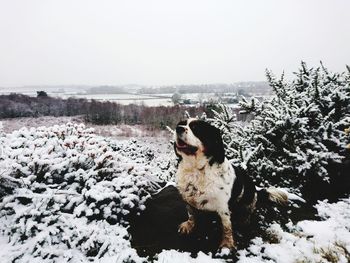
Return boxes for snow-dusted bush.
[0,123,174,262]
[211,63,350,194]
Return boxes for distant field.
[59,93,174,106]
[0,90,229,106]
[55,92,222,106]
[0,90,173,106]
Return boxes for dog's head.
[174,118,225,165]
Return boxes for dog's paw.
[178,220,195,235]
[219,237,236,250]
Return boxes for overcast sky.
[0,0,349,87]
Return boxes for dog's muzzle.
[175,126,198,155]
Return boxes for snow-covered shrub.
[211,63,350,194]
[0,123,174,262]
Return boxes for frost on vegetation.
[237,197,350,263]
[211,63,350,192]
[0,123,175,262]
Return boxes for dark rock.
[128,185,222,257]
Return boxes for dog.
[174,118,288,249]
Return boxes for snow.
[1,123,350,262]
[238,198,350,263]
[155,250,224,263]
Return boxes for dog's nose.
[176,126,185,134]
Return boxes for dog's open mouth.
[176,139,198,154]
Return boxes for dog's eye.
[189,122,198,132]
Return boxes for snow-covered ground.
[0,116,170,138]
[237,198,350,263]
[0,122,349,262]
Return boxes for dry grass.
[334,242,350,262]
[318,247,339,263]
[311,242,350,263]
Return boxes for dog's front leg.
[218,210,236,249]
[178,205,195,234]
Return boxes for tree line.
[0,93,214,129]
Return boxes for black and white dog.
[174,118,288,249]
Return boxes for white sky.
[0,0,349,87]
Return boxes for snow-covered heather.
[0,123,349,262]
[0,116,171,138]
[0,123,174,262]
[0,116,85,134]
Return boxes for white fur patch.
[176,155,236,213]
[265,187,289,205]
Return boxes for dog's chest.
[176,161,234,212]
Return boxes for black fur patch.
[188,120,225,165]
[200,200,209,206]
[257,189,270,203]
[229,166,256,208]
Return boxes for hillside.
[1,63,349,262]
[0,123,349,262]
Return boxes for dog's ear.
[207,126,225,165]
[189,120,225,165]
